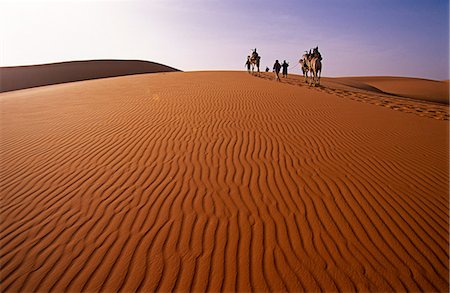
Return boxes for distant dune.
[322,76,449,104]
[0,60,180,92]
[1,71,448,292]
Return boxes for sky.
[0,0,449,79]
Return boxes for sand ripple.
[1,72,448,292]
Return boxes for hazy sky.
[1,0,448,79]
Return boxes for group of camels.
[246,47,322,86]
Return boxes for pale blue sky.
[0,0,448,79]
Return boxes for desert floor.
[1,71,448,292]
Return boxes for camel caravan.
[245,46,323,86]
[300,46,322,86]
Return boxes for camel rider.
[252,48,258,59]
[304,51,310,61]
[313,47,322,61]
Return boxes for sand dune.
[322,76,449,104]
[0,60,179,93]
[261,73,449,120]
[1,71,448,292]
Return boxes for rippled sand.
[1,71,448,292]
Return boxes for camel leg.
[314,70,318,86]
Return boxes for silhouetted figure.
[281,60,289,78]
[265,66,269,72]
[251,48,258,60]
[273,60,281,81]
[245,56,251,73]
[313,46,322,61]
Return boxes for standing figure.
[273,60,281,81]
[245,56,251,73]
[281,60,289,78]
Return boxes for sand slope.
[0,60,179,93]
[322,76,449,105]
[1,71,448,292]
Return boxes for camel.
[302,47,322,86]
[308,56,321,86]
[248,55,260,74]
[299,57,309,82]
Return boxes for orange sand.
[322,76,449,104]
[1,71,448,292]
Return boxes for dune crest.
[257,73,449,119]
[1,71,448,292]
[325,76,449,105]
[0,59,180,93]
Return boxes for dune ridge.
[323,76,449,105]
[0,59,180,93]
[0,71,448,292]
[258,73,449,119]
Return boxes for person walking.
[281,60,289,78]
[245,56,251,73]
[273,60,281,81]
